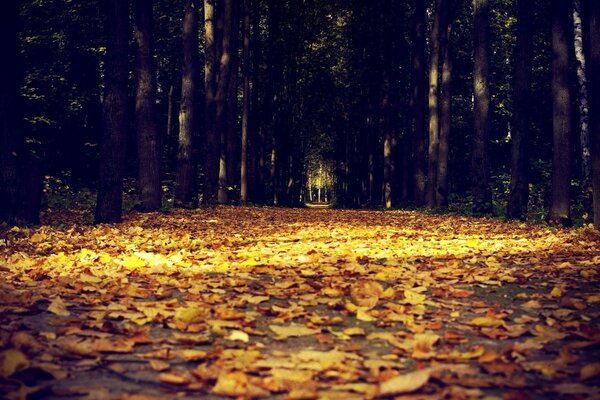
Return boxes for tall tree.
[411,0,427,206]
[175,0,200,208]
[548,0,572,224]
[426,0,446,208]
[0,0,21,223]
[507,0,533,220]
[471,0,493,215]
[573,0,591,187]
[134,0,161,212]
[226,1,241,195]
[95,0,130,224]
[436,6,453,208]
[203,0,219,205]
[240,0,251,205]
[216,0,234,204]
[589,0,600,229]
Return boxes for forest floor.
[1,206,600,399]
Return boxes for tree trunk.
[589,0,600,229]
[240,0,251,205]
[166,85,174,139]
[95,0,129,224]
[203,0,219,205]
[426,0,445,208]
[134,0,161,212]
[573,0,591,187]
[216,0,234,204]
[437,14,453,208]
[548,0,572,225]
[175,0,199,208]
[471,0,493,215]
[226,1,240,194]
[0,0,21,224]
[411,0,427,207]
[507,0,533,220]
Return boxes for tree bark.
[95,0,129,224]
[134,0,161,212]
[507,0,533,220]
[589,0,600,229]
[426,0,445,208]
[216,0,234,204]
[226,1,240,194]
[437,14,453,208]
[0,0,21,223]
[240,0,251,205]
[411,0,427,207]
[548,0,572,224]
[573,0,591,187]
[175,0,200,208]
[471,0,493,215]
[203,0,219,205]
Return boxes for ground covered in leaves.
[1,207,600,399]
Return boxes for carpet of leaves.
[1,206,600,399]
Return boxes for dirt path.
[1,207,599,399]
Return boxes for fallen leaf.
[48,296,70,317]
[378,368,431,397]
[269,323,320,339]
[580,363,600,381]
[0,349,29,378]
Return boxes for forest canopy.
[1,0,600,229]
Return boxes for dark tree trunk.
[240,0,251,205]
[175,0,200,208]
[95,0,130,224]
[216,0,234,204]
[411,0,427,206]
[226,1,240,194]
[588,0,600,228]
[0,0,21,224]
[437,13,453,208]
[507,0,533,220]
[426,0,445,208]
[203,0,219,205]
[134,0,161,211]
[249,0,261,204]
[548,0,572,224]
[471,0,493,215]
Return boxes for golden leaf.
[47,296,70,317]
[378,368,431,397]
[0,349,29,378]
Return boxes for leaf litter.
[0,206,599,399]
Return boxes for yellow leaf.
[403,289,426,305]
[0,349,29,378]
[159,372,190,385]
[378,368,431,397]
[269,323,320,339]
[148,360,170,371]
[469,316,503,328]
[48,296,70,317]
[226,330,250,343]
[550,287,563,298]
[356,308,377,322]
[181,349,208,361]
[122,254,147,269]
[175,306,209,326]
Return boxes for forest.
[0,0,599,228]
[2,1,600,398]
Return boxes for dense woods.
[2,0,600,228]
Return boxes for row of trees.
[1,0,600,229]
